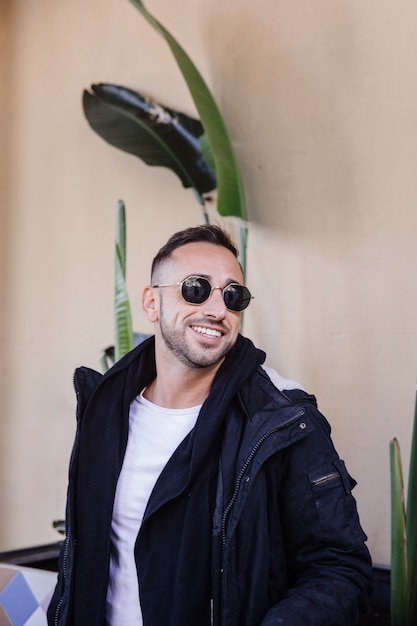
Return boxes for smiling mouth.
[191,325,222,338]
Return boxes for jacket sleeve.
[261,406,373,626]
[47,366,103,626]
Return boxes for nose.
[202,286,227,318]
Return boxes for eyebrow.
[183,273,244,286]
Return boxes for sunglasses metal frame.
[152,275,253,312]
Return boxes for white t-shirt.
[105,391,201,626]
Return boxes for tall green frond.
[115,200,133,362]
[390,437,408,625]
[128,0,246,224]
[406,389,417,623]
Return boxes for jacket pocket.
[308,459,367,547]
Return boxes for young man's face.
[149,241,244,370]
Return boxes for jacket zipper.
[54,536,69,626]
[311,471,340,487]
[220,411,305,550]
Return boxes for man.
[48,224,373,626]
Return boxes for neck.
[143,356,223,409]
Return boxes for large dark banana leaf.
[83,84,217,204]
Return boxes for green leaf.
[115,200,133,362]
[406,388,417,623]
[83,84,216,201]
[198,133,215,172]
[390,437,408,625]
[128,0,246,222]
[116,197,127,278]
[409,549,417,626]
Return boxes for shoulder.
[238,365,315,421]
[261,365,305,392]
[252,367,330,435]
[73,366,103,420]
[74,366,103,393]
[260,366,320,408]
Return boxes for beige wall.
[1,0,416,567]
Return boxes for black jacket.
[48,335,373,626]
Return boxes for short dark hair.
[151,224,239,278]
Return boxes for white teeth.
[192,326,221,338]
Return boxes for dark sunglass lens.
[223,284,252,311]
[181,276,211,304]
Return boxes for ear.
[142,286,159,323]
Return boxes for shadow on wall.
[206,2,361,239]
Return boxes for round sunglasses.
[152,275,253,312]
